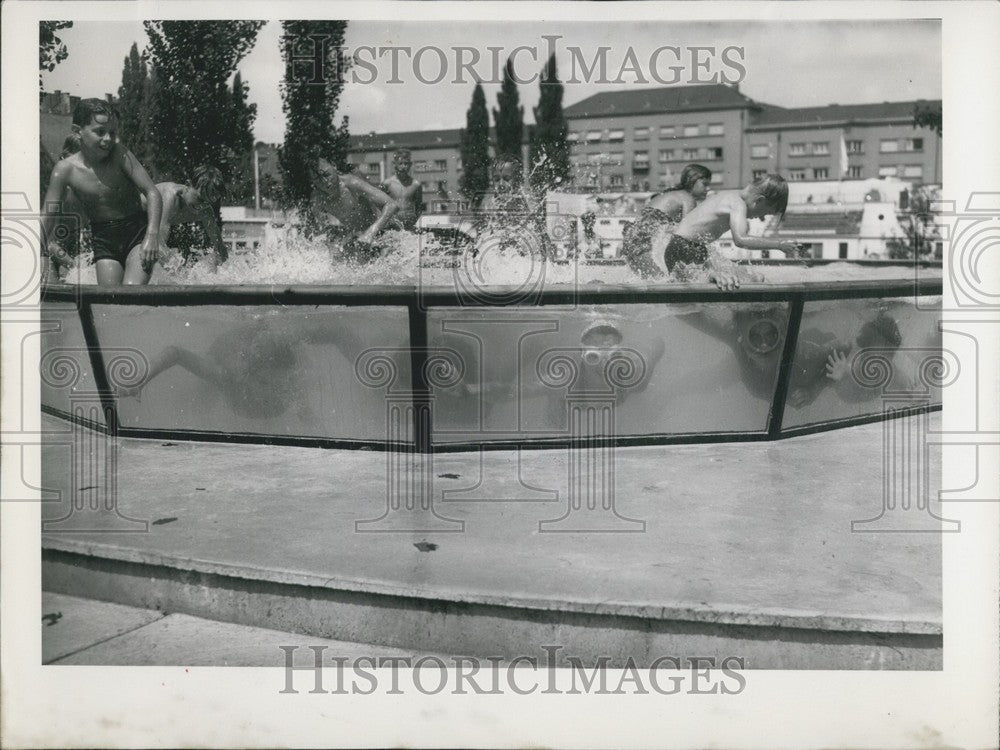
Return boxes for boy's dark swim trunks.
[664,234,709,272]
[90,212,147,266]
[622,206,671,278]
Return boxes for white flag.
[839,134,849,178]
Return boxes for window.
[750,144,770,159]
[633,127,650,140]
[587,153,603,164]
[789,169,807,181]
[838,243,848,259]
[609,174,624,188]
[812,142,830,155]
[567,132,579,142]
[366,163,381,175]
[608,129,625,143]
[902,138,924,152]
[813,167,829,179]
[708,147,723,160]
[880,139,900,153]
[708,123,724,136]
[683,124,699,137]
[633,151,650,171]
[846,140,863,154]
[633,150,649,163]
[586,131,603,142]
[607,152,624,165]
[659,149,674,163]
[903,165,924,178]
[433,159,447,171]
[848,165,863,179]
[682,148,699,160]
[660,125,675,138]
[789,143,807,156]
[752,168,767,181]
[878,165,898,177]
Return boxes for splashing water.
[58,221,938,287]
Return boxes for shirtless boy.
[665,173,800,291]
[42,98,162,286]
[310,158,399,262]
[379,149,423,231]
[143,182,228,267]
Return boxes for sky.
[42,20,942,144]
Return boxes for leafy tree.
[39,21,73,86]
[141,21,264,250]
[117,43,149,157]
[492,58,524,178]
[142,21,264,187]
[528,55,571,194]
[278,21,351,209]
[913,103,942,136]
[459,83,491,207]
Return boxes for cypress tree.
[278,21,351,209]
[492,58,524,178]
[459,83,491,207]
[117,43,148,157]
[528,55,571,194]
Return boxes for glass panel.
[40,302,105,425]
[782,295,942,429]
[428,303,788,443]
[89,305,412,442]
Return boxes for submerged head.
[71,98,118,161]
[677,163,712,200]
[856,313,902,350]
[580,321,624,366]
[393,149,412,176]
[745,174,789,220]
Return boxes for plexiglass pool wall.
[40,278,944,452]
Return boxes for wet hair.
[72,98,116,128]
[492,156,520,181]
[393,149,411,162]
[60,135,80,158]
[750,174,789,218]
[856,313,902,350]
[672,163,712,193]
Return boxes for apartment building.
[744,101,941,186]
[562,84,760,191]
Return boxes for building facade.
[344,84,941,212]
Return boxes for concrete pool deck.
[41,412,943,669]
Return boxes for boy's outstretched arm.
[40,161,74,281]
[728,201,798,254]
[120,147,162,272]
[344,173,399,243]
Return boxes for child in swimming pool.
[622,163,712,279]
[141,182,228,268]
[379,149,424,231]
[665,174,801,291]
[310,158,399,263]
[41,98,163,286]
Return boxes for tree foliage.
[913,103,942,136]
[528,55,571,195]
[142,20,264,194]
[117,43,150,159]
[459,83,491,206]
[492,58,524,176]
[278,21,351,209]
[39,21,73,86]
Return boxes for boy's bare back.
[672,189,746,244]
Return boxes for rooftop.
[563,83,760,119]
[748,100,942,130]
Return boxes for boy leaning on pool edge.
[665,173,802,291]
[41,98,162,286]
